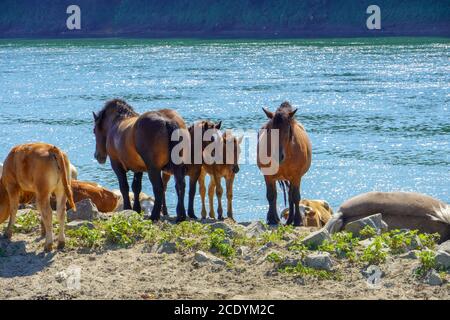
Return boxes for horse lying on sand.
[325,191,450,242]
[257,101,312,226]
[0,143,75,251]
[199,130,243,221]
[93,99,188,222]
[282,199,333,228]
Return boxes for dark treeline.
[0,0,449,38]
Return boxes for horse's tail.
[165,120,186,174]
[278,180,290,207]
[50,146,76,210]
[324,211,344,234]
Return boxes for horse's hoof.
[57,241,65,250]
[188,214,198,220]
[44,243,53,252]
[150,214,161,222]
[218,215,224,221]
[176,216,186,223]
[4,231,12,240]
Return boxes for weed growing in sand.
[158,221,211,252]
[103,212,153,246]
[415,250,437,278]
[360,236,388,265]
[209,229,235,259]
[66,225,104,248]
[13,210,40,233]
[360,226,377,238]
[319,232,359,262]
[266,252,283,263]
[417,233,440,250]
[260,224,294,244]
[279,262,337,280]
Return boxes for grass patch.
[318,231,359,262]
[260,224,294,244]
[13,210,40,233]
[279,262,338,280]
[266,251,283,263]
[415,250,437,278]
[209,229,235,259]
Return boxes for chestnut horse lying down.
[325,191,450,243]
[282,199,333,228]
[0,143,75,251]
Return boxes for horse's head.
[262,101,297,164]
[93,99,138,164]
[189,120,222,150]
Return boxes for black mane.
[96,99,138,126]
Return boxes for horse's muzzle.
[232,165,240,174]
[95,153,107,164]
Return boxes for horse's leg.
[4,186,20,239]
[111,161,131,210]
[292,181,303,227]
[225,175,235,221]
[55,189,67,250]
[161,172,171,216]
[286,184,295,225]
[265,176,279,225]
[208,178,216,219]
[131,172,143,213]
[198,170,207,219]
[187,167,200,220]
[173,165,187,223]
[147,168,164,222]
[36,193,53,252]
[213,175,224,220]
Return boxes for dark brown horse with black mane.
[93,99,189,222]
[257,101,312,226]
[161,120,222,218]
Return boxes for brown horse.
[93,99,189,222]
[257,102,312,226]
[199,130,243,220]
[161,120,222,218]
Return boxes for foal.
[257,102,312,226]
[199,131,243,221]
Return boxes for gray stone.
[238,221,252,227]
[361,265,385,280]
[67,199,99,222]
[245,221,267,238]
[358,238,374,249]
[344,213,387,238]
[301,229,331,249]
[155,242,177,254]
[237,246,251,260]
[407,236,422,251]
[398,250,419,260]
[210,222,237,237]
[141,199,154,216]
[257,242,275,254]
[435,250,450,269]
[194,251,226,266]
[437,240,450,254]
[66,220,95,230]
[424,269,443,286]
[304,252,333,271]
[280,257,301,268]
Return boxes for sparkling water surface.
[0,38,448,221]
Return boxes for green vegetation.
[415,250,437,278]
[260,224,293,245]
[266,252,283,264]
[13,210,40,233]
[279,262,338,281]
[319,231,359,262]
[360,236,388,265]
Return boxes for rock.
[194,251,226,266]
[407,236,422,251]
[154,242,177,254]
[344,213,387,238]
[66,220,95,230]
[304,252,333,271]
[437,240,450,254]
[237,246,251,260]
[238,221,252,227]
[210,222,237,237]
[245,221,267,238]
[435,251,450,269]
[257,242,275,254]
[280,257,301,268]
[67,199,99,222]
[55,271,67,283]
[141,199,154,216]
[358,238,374,249]
[424,269,443,286]
[301,229,331,249]
[361,265,385,282]
[399,250,419,260]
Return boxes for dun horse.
[0,143,75,251]
[257,102,312,226]
[93,99,188,222]
[161,120,222,218]
[199,131,243,220]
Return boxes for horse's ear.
[262,108,273,119]
[93,112,98,121]
[215,121,222,130]
[238,135,244,144]
[289,109,298,118]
